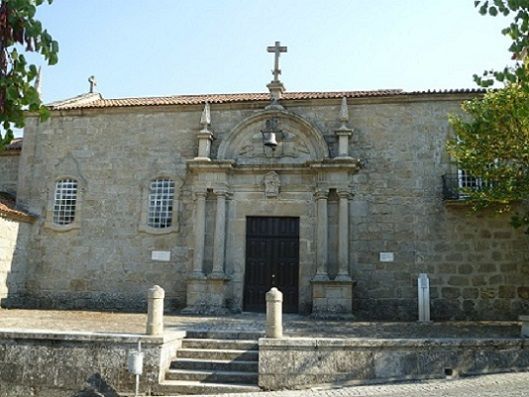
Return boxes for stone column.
[336,190,351,281]
[314,189,329,281]
[211,190,227,278]
[192,190,207,277]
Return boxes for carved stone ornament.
[263,171,280,198]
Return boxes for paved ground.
[0,308,521,338]
[173,372,529,397]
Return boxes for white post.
[266,287,283,338]
[418,273,431,323]
[147,285,165,335]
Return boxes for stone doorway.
[243,216,299,313]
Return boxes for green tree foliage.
[473,0,529,87]
[448,1,529,232]
[0,0,58,150]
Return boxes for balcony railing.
[442,172,488,200]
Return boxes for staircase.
[158,331,262,395]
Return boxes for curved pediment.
[217,110,329,164]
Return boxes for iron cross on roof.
[88,75,97,93]
[267,41,287,82]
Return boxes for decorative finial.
[34,66,42,96]
[88,76,97,93]
[339,97,349,129]
[200,101,211,132]
[267,41,288,83]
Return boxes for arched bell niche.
[217,109,329,164]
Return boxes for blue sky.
[33,0,510,103]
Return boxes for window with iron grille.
[53,178,78,225]
[148,178,175,228]
[457,169,483,190]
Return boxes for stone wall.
[9,95,529,319]
[0,217,30,304]
[0,153,19,195]
[0,330,184,397]
[259,337,529,389]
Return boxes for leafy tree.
[448,1,529,232]
[0,0,58,150]
[473,0,529,87]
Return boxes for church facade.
[1,48,529,320]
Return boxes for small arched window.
[53,178,78,225]
[148,178,175,228]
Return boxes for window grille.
[457,169,483,190]
[148,178,175,228]
[53,178,78,225]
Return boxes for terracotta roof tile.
[49,88,484,110]
[0,193,36,223]
[3,137,22,152]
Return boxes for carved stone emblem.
[263,171,280,198]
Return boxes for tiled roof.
[48,88,484,110]
[3,137,22,152]
[0,193,35,223]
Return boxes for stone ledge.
[259,337,529,349]
[0,328,186,344]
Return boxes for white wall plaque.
[379,252,394,262]
[151,250,171,262]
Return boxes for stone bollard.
[520,315,529,337]
[266,287,283,338]
[146,285,165,335]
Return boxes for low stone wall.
[0,329,185,397]
[259,337,529,389]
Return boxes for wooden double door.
[243,216,299,313]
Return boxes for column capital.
[335,128,353,136]
[314,188,329,200]
[197,131,214,140]
[337,189,353,199]
[213,185,230,197]
[193,189,208,199]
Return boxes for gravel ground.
[0,308,521,338]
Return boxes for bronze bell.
[262,131,278,149]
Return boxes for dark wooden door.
[243,216,299,313]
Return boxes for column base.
[311,278,355,318]
[182,274,231,315]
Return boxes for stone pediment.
[217,110,329,164]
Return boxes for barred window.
[457,169,482,190]
[53,178,78,225]
[148,178,175,228]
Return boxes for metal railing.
[442,172,489,200]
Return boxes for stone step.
[165,368,258,384]
[171,358,258,372]
[182,338,259,351]
[177,348,259,361]
[186,330,264,340]
[157,380,261,395]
